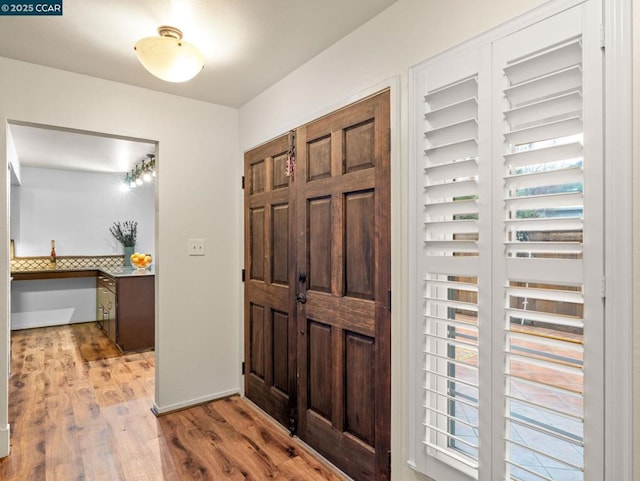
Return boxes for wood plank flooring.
[0,323,348,481]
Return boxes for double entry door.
[243,90,391,481]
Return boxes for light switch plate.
[188,239,206,256]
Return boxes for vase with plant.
[110,220,138,267]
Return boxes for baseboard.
[0,424,10,458]
[151,388,240,416]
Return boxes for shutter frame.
[409,1,606,480]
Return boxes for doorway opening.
[5,120,160,441]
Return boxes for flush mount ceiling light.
[134,26,204,83]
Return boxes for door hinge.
[241,269,246,282]
[387,290,392,311]
[600,23,605,50]
[241,361,245,375]
[241,175,245,189]
[601,275,606,300]
[387,128,391,151]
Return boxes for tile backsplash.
[11,255,124,272]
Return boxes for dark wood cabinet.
[96,273,155,352]
[114,275,154,352]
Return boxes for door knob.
[295,293,307,304]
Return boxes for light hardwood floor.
[0,323,348,481]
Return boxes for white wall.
[240,0,545,149]
[11,166,155,256]
[0,57,241,456]
[6,129,19,185]
[11,278,96,329]
[1,122,7,455]
[633,4,639,480]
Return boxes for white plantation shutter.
[494,3,603,479]
[411,46,489,481]
[424,76,480,260]
[409,1,604,481]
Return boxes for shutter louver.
[501,36,586,481]
[421,73,480,476]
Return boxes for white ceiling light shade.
[134,26,204,83]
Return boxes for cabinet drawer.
[97,275,116,293]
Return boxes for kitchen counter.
[11,266,154,281]
[98,266,155,278]
[11,262,155,351]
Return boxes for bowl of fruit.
[130,252,152,269]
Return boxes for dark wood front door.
[244,134,296,429]
[244,90,391,481]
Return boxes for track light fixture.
[125,154,156,188]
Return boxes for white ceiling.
[0,0,397,108]
[2,0,397,175]
[9,123,156,175]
